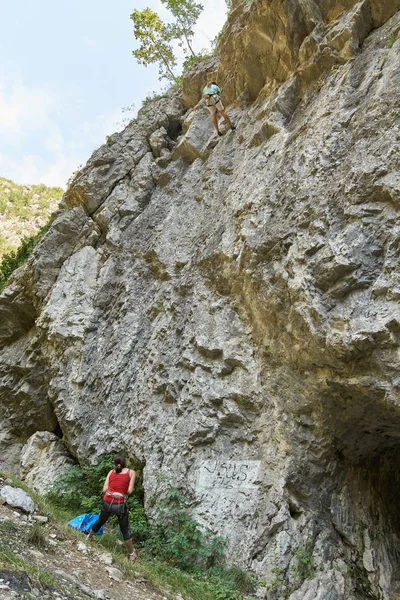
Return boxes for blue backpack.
[68,513,103,535]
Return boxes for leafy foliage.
[161,0,203,57]
[131,0,206,84]
[131,8,178,83]
[182,49,213,72]
[0,220,53,291]
[145,486,225,571]
[0,180,63,221]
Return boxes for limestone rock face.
[1,3,400,598]
[184,0,400,107]
[20,431,74,492]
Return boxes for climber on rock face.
[202,81,235,136]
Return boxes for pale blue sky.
[0,1,227,187]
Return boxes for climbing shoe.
[217,131,223,136]
[231,124,236,130]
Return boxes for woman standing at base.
[87,454,137,560]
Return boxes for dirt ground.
[0,502,171,600]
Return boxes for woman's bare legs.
[221,109,233,129]
[211,112,220,133]
[125,538,133,554]
[125,538,138,560]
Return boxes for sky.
[0,0,228,188]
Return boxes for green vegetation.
[26,522,47,549]
[387,30,399,48]
[264,543,322,599]
[141,91,166,107]
[0,177,63,257]
[350,562,382,600]
[47,454,149,542]
[131,0,207,84]
[131,8,179,83]
[106,135,117,147]
[162,0,204,58]
[145,486,225,570]
[0,220,53,291]
[45,458,255,599]
[182,48,213,71]
[0,520,18,535]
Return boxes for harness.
[106,491,127,502]
[103,491,128,515]
[204,93,220,107]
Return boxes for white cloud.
[0,105,124,187]
[0,151,78,188]
[83,37,98,48]
[0,71,58,141]
[0,71,125,187]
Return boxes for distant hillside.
[0,177,63,257]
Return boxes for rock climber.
[202,81,235,136]
[86,453,138,561]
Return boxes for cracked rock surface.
[1,2,400,598]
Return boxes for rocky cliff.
[1,0,400,598]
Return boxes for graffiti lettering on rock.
[197,460,260,490]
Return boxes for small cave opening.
[288,499,303,521]
[52,423,63,439]
[167,118,182,141]
[325,385,400,596]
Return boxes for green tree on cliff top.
[161,0,203,57]
[131,8,178,83]
[131,0,204,83]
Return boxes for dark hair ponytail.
[114,454,127,473]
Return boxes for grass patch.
[0,520,18,535]
[388,30,398,48]
[27,523,47,549]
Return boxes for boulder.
[20,431,74,492]
[0,485,35,513]
[171,106,216,163]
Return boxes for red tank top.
[104,470,131,503]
